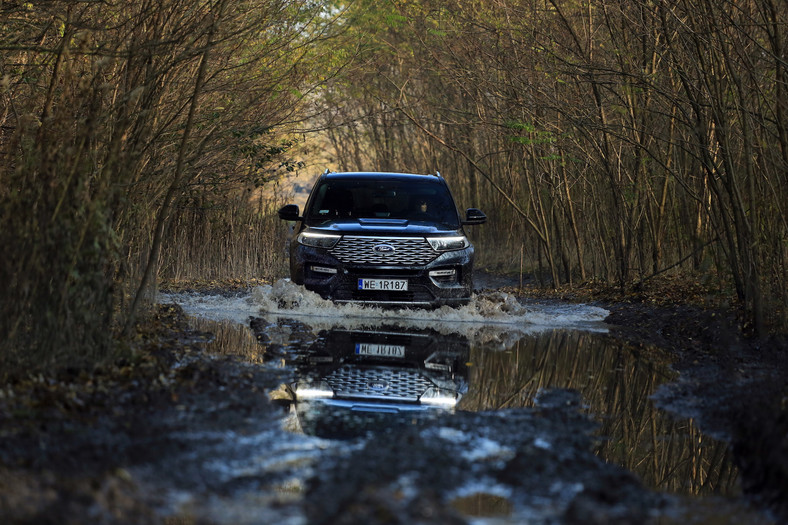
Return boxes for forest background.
[1,0,786,379]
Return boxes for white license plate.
[355,343,406,358]
[357,278,408,291]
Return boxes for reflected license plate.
[355,343,406,358]
[357,278,408,291]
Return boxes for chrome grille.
[330,236,437,266]
[326,366,432,401]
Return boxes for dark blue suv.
[278,171,486,307]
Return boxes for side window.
[308,183,328,219]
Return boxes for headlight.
[297,231,341,248]
[427,235,469,251]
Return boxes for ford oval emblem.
[373,243,395,254]
[368,380,388,391]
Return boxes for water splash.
[158,291,256,326]
[249,279,609,334]
[159,279,609,340]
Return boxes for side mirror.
[278,204,301,221]
[463,208,487,225]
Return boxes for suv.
[278,171,486,307]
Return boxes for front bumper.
[290,244,474,308]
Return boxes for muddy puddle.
[154,280,772,524]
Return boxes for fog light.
[312,265,337,274]
[429,269,456,277]
[429,268,458,286]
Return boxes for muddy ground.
[0,279,786,524]
[605,300,788,520]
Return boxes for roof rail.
[435,170,442,178]
[323,168,331,175]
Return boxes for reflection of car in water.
[287,326,470,439]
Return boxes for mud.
[604,301,788,520]
[0,280,785,524]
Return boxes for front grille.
[346,268,421,277]
[330,236,437,266]
[326,366,433,401]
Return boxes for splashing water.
[159,279,609,340]
[248,279,609,333]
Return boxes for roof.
[321,171,442,181]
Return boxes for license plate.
[357,278,408,291]
[355,343,406,358]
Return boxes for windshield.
[305,178,460,228]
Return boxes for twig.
[637,237,720,287]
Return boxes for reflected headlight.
[297,231,341,248]
[293,382,334,399]
[420,387,460,406]
[427,235,470,252]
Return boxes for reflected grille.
[330,236,436,266]
[326,366,432,401]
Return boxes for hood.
[305,218,461,236]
